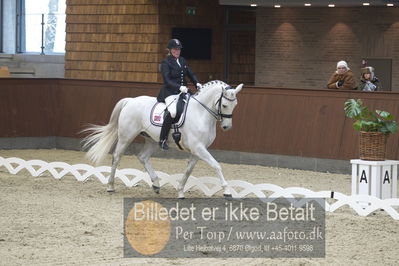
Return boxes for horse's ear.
[235,83,244,94]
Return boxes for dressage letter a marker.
[383,171,391,184]
[359,170,368,183]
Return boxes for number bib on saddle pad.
[150,94,191,127]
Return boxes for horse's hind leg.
[108,138,131,192]
[137,138,160,194]
[177,155,198,199]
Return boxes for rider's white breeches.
[165,94,178,118]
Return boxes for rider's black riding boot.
[159,112,173,150]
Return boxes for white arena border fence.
[1,156,398,220]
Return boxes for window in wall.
[20,0,66,54]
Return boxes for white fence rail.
[1,156,398,220]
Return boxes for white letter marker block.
[351,160,398,202]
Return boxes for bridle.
[191,86,236,122]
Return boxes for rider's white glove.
[179,86,188,93]
[196,83,203,90]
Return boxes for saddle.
[150,94,190,128]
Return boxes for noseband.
[192,86,236,122]
[216,92,236,119]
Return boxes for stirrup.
[159,139,169,150]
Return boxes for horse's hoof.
[178,197,185,200]
[223,193,232,199]
[107,188,115,193]
[152,185,160,194]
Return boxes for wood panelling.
[0,79,59,137]
[65,33,160,43]
[228,30,255,85]
[65,70,158,81]
[158,0,225,83]
[66,42,159,52]
[66,24,160,33]
[66,14,159,24]
[65,51,158,62]
[67,0,158,4]
[228,9,256,25]
[1,78,399,161]
[56,80,159,137]
[65,61,158,72]
[66,5,158,15]
[225,8,256,85]
[65,0,161,82]
[65,0,226,84]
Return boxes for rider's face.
[171,48,181,58]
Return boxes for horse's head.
[218,83,244,131]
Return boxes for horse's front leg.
[177,155,199,199]
[193,146,232,198]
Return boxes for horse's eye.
[222,104,227,108]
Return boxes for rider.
[157,39,202,150]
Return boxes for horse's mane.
[198,80,229,94]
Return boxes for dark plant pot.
[359,131,388,161]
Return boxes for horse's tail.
[82,98,129,165]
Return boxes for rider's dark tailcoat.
[157,55,199,102]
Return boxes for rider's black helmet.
[167,39,183,49]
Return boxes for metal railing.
[21,13,66,54]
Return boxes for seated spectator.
[327,60,357,90]
[358,66,381,91]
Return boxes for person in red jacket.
[327,60,357,90]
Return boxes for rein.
[191,88,236,121]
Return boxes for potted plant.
[344,99,398,160]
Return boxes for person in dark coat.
[358,66,381,91]
[157,39,202,150]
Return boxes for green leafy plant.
[344,99,398,134]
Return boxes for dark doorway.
[365,58,392,91]
[224,7,256,86]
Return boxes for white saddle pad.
[150,97,190,128]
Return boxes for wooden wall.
[65,0,225,84]
[65,3,399,90]
[0,79,60,136]
[227,30,255,85]
[65,0,161,82]
[1,78,399,161]
[158,0,225,83]
[225,8,256,85]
